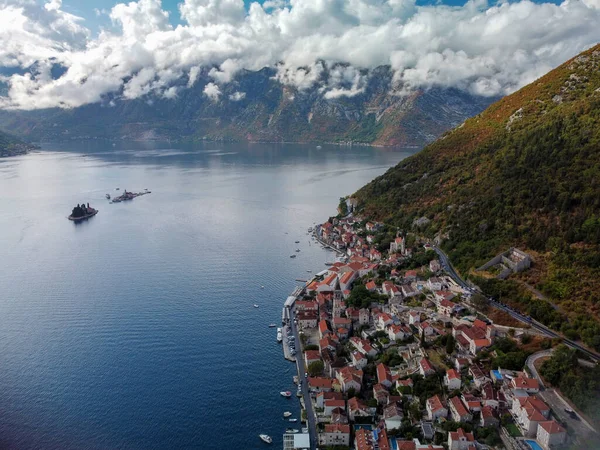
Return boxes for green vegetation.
[355,44,600,351]
[540,344,600,423]
[505,423,522,438]
[307,360,324,376]
[345,283,388,309]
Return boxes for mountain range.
[0,65,494,147]
[354,44,600,352]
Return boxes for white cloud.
[229,91,245,101]
[203,81,221,100]
[0,0,599,109]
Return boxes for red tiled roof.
[539,420,565,434]
[427,395,445,412]
[450,396,469,417]
[449,428,474,442]
[324,423,350,433]
[446,369,460,380]
[308,377,333,389]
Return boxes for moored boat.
[277,327,283,342]
[288,418,298,422]
[286,428,299,433]
[283,411,292,418]
[269,323,277,328]
[290,255,296,258]
[253,304,259,308]
[259,434,272,444]
[280,391,292,398]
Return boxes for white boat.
[286,428,299,433]
[288,418,298,422]
[259,434,272,444]
[261,286,264,289]
[283,411,292,418]
[277,327,283,342]
[269,323,277,328]
[280,391,292,398]
[316,145,322,149]
[253,304,259,308]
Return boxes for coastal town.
[277,205,595,450]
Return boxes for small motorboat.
[283,411,292,418]
[316,145,322,149]
[290,255,296,258]
[261,286,265,289]
[253,304,259,308]
[306,270,312,273]
[286,429,300,434]
[259,434,272,444]
[116,188,120,190]
[280,391,292,398]
[106,194,111,200]
[295,249,300,252]
[269,323,277,328]
[288,418,298,422]
[295,241,300,243]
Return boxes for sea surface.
[0,141,417,449]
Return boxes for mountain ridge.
[354,44,600,351]
[0,65,494,147]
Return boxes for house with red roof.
[390,236,405,254]
[537,420,566,449]
[318,423,351,447]
[438,299,458,316]
[318,273,339,292]
[336,366,363,393]
[480,405,499,427]
[426,395,448,421]
[419,358,436,377]
[448,428,476,450]
[319,319,331,338]
[316,390,344,408]
[513,395,551,437]
[324,398,346,416]
[295,300,318,312]
[296,310,318,329]
[376,312,394,330]
[350,337,377,357]
[351,350,368,370]
[377,363,395,389]
[308,377,334,393]
[444,369,462,390]
[417,321,435,336]
[408,311,421,324]
[332,316,352,330]
[365,280,377,291]
[387,324,411,341]
[339,270,357,291]
[511,375,540,393]
[304,350,321,367]
[373,383,390,405]
[434,290,455,304]
[462,393,482,413]
[347,397,371,421]
[404,269,418,282]
[319,336,337,353]
[384,402,404,430]
[449,396,472,423]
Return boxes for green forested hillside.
[355,44,600,351]
[0,129,34,157]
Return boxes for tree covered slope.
[0,129,35,157]
[355,44,600,351]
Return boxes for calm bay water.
[0,141,417,449]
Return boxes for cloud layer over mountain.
[1,0,599,110]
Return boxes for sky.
[0,0,599,110]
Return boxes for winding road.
[433,246,600,362]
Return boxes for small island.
[110,189,151,203]
[68,203,98,221]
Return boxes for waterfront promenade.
[289,306,317,450]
